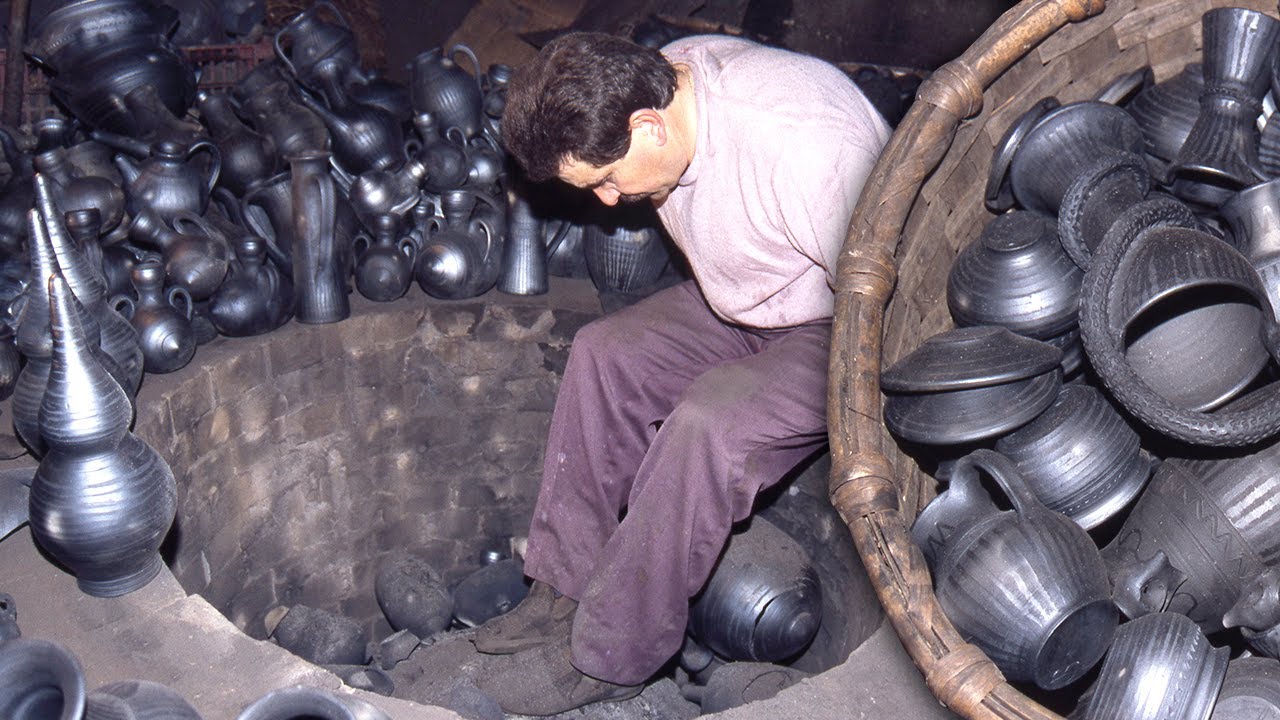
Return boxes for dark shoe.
[473,580,577,655]
[475,635,643,715]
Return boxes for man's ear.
[628,108,667,145]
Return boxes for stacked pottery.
[1124,63,1204,175]
[1073,612,1227,720]
[98,134,221,223]
[28,275,176,597]
[111,259,196,374]
[353,214,416,302]
[881,326,1062,446]
[12,208,137,457]
[582,204,672,295]
[1079,221,1280,446]
[1220,176,1280,313]
[129,209,229,303]
[1167,8,1279,199]
[0,638,85,719]
[995,385,1153,530]
[946,210,1083,371]
[988,100,1146,215]
[894,7,1280,715]
[499,190,549,295]
[208,236,294,337]
[295,69,406,177]
[911,450,1117,689]
[0,637,203,719]
[688,516,823,663]
[1210,657,1280,718]
[288,151,349,323]
[273,0,360,94]
[1100,441,1280,632]
[410,45,484,139]
[25,0,196,134]
[197,90,278,197]
[414,188,503,299]
[35,178,143,397]
[1223,568,1280,659]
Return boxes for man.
[472,31,890,715]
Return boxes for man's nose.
[593,186,620,206]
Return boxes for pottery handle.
[470,218,494,265]
[316,0,352,30]
[950,449,1044,517]
[167,286,193,320]
[448,44,482,90]
[352,231,371,258]
[1096,66,1154,106]
[186,140,222,203]
[984,96,1061,213]
[398,235,417,263]
[110,294,136,321]
[273,25,300,81]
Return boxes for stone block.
[345,340,412,389]
[164,367,215,433]
[472,305,553,342]
[425,303,484,338]
[504,376,557,412]
[338,306,425,349]
[396,473,454,515]
[272,359,348,405]
[539,342,571,375]
[229,389,288,443]
[272,402,349,447]
[133,394,175,451]
[266,327,341,376]
[445,481,497,511]
[209,345,270,405]
[549,308,598,343]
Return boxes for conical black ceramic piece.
[947,211,1082,338]
[881,325,1062,393]
[884,370,1062,446]
[995,384,1151,529]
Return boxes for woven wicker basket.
[827,0,1269,717]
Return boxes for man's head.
[503,32,689,205]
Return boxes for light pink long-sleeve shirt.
[657,36,890,328]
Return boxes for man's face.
[557,111,686,207]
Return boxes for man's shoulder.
[662,35,832,79]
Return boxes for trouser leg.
[522,281,755,600]
[569,321,833,685]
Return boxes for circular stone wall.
[136,287,599,641]
[120,279,880,698]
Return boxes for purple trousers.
[523,281,832,684]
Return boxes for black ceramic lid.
[883,371,1062,445]
[881,326,1063,393]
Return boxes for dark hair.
[501,32,678,182]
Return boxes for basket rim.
[827,1,1110,719]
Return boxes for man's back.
[657,35,891,328]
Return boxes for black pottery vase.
[0,638,85,720]
[1168,8,1279,191]
[911,449,1116,690]
[112,260,196,374]
[29,275,176,597]
[289,151,349,323]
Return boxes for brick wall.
[135,282,600,641]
